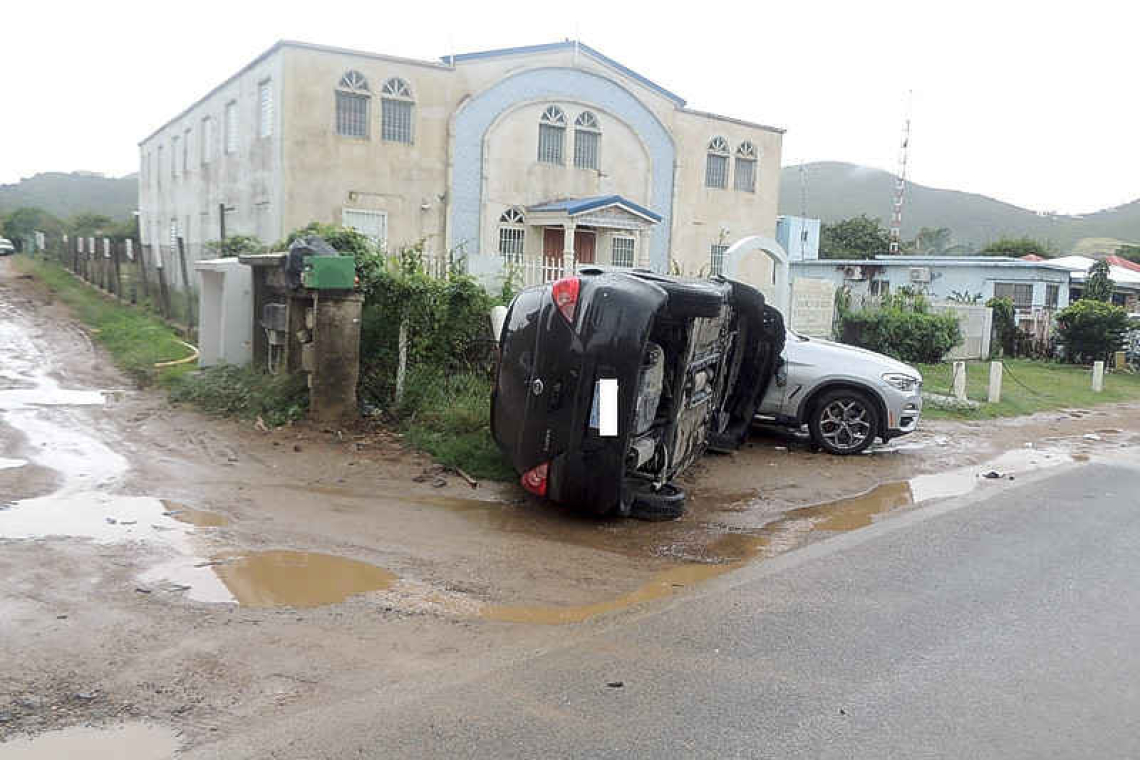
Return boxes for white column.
[562,220,576,276]
[636,228,651,269]
[1092,361,1105,392]
[952,361,967,401]
[988,361,1003,403]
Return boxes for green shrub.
[838,307,962,363]
[1054,299,1132,363]
[167,364,308,425]
[987,296,1016,357]
[203,235,266,257]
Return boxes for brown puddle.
[213,550,396,608]
[0,721,178,759]
[161,499,229,527]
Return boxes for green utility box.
[301,256,356,289]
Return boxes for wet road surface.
[183,459,1140,758]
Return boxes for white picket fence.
[402,251,606,288]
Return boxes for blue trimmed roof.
[442,41,686,107]
[527,195,663,223]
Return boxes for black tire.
[808,389,880,455]
[628,482,686,521]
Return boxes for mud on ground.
[2,256,1138,753]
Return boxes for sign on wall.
[790,278,837,338]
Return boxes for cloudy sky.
[2,0,1136,214]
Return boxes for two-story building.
[138,40,784,289]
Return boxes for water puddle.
[161,500,229,527]
[211,550,396,608]
[480,447,1080,624]
[0,721,178,759]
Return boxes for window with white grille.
[336,71,371,138]
[1046,283,1059,308]
[341,208,387,246]
[201,116,213,165]
[612,236,635,268]
[169,219,178,249]
[381,78,414,143]
[224,101,238,154]
[734,141,756,192]
[258,79,273,138]
[538,106,566,164]
[705,136,729,188]
[710,244,728,276]
[498,208,525,264]
[573,111,600,169]
[994,282,1034,309]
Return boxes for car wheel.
[808,389,879,455]
[628,482,686,521]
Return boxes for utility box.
[301,256,355,290]
[195,258,253,367]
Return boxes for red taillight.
[551,277,580,323]
[520,462,550,497]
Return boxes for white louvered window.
[171,136,179,177]
[169,219,178,249]
[381,78,414,144]
[336,70,371,138]
[156,146,163,187]
[538,105,566,164]
[994,282,1033,309]
[224,100,238,154]
[573,111,600,170]
[611,236,635,268]
[258,79,273,138]
[734,141,756,192]
[497,208,526,264]
[710,244,728,276]
[342,208,387,246]
[183,128,191,173]
[201,116,213,165]
[705,136,729,189]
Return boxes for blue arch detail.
[449,67,675,270]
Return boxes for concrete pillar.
[1092,361,1105,393]
[952,361,967,401]
[988,361,1003,403]
[309,292,364,423]
[562,221,576,276]
[636,229,651,269]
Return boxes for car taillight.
[551,277,580,324]
[520,461,550,497]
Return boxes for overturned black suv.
[491,268,784,520]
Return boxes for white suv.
[0,238,14,255]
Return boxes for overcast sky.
[2,0,1136,215]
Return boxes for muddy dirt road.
[3,256,1139,755]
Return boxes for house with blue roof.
[139,39,785,286]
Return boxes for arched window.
[537,105,566,164]
[573,111,600,170]
[498,207,526,264]
[336,70,370,138]
[705,136,730,188]
[381,78,414,144]
[734,141,757,192]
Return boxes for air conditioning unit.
[909,267,931,283]
[843,266,865,280]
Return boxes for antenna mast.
[889,92,912,255]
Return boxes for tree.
[68,212,115,236]
[819,215,891,259]
[913,226,954,255]
[1055,299,1132,363]
[977,237,1053,257]
[1115,244,1140,263]
[2,207,63,244]
[1083,259,1114,302]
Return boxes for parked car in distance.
[0,238,15,255]
[492,268,784,520]
[756,331,923,454]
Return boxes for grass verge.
[916,358,1140,419]
[14,255,195,386]
[167,364,309,426]
[395,368,515,481]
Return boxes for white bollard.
[489,305,507,343]
[988,361,1003,404]
[1092,361,1105,393]
[952,361,967,401]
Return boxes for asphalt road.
[190,460,1140,759]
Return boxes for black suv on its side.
[492,268,784,520]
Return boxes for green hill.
[0,172,137,221]
[779,162,1140,254]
